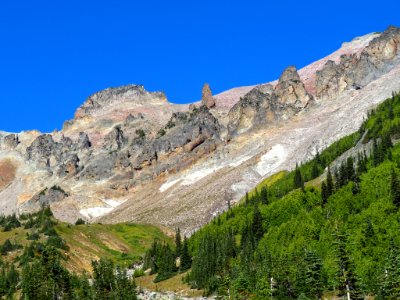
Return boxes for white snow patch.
[79,199,126,219]
[228,154,253,167]
[159,150,257,192]
[80,207,114,219]
[255,144,286,177]
[181,165,223,186]
[103,199,123,208]
[160,178,182,192]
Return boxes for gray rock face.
[20,185,69,214]
[25,132,90,174]
[57,154,82,178]
[79,152,118,180]
[103,126,127,151]
[133,105,221,170]
[77,132,91,149]
[26,134,57,168]
[316,26,400,100]
[3,134,19,149]
[227,66,313,136]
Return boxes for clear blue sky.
[1,0,399,132]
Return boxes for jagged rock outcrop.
[26,134,57,168]
[133,106,220,170]
[77,132,91,149]
[124,113,144,125]
[79,152,118,180]
[103,126,127,151]
[227,66,313,136]
[20,185,69,214]
[275,66,313,109]
[75,84,167,118]
[3,134,19,149]
[201,83,216,108]
[57,154,82,177]
[316,26,400,100]
[227,84,275,136]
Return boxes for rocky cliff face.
[316,26,400,100]
[1,26,400,234]
[227,66,313,136]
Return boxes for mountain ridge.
[1,26,400,235]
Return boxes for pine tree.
[333,231,362,299]
[391,167,400,208]
[373,138,382,166]
[252,204,264,242]
[175,227,182,258]
[260,186,268,205]
[300,249,323,299]
[6,264,18,297]
[346,156,355,182]
[180,236,192,272]
[357,152,367,174]
[312,163,320,178]
[389,104,395,120]
[254,188,260,204]
[321,181,328,206]
[327,166,334,196]
[114,266,137,300]
[92,258,117,299]
[316,149,322,165]
[294,163,304,189]
[339,161,347,188]
[379,240,400,298]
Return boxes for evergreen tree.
[346,156,355,182]
[180,236,192,272]
[364,219,375,240]
[391,167,400,208]
[373,138,382,166]
[260,186,268,205]
[294,163,304,189]
[389,104,395,120]
[252,204,264,242]
[333,232,362,299]
[301,249,323,299]
[6,264,18,297]
[339,161,347,188]
[357,152,367,174]
[379,240,400,298]
[316,149,322,165]
[92,258,116,300]
[21,246,73,299]
[312,163,320,178]
[327,166,334,196]
[321,181,328,206]
[114,266,137,300]
[175,227,182,258]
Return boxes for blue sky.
[1,0,399,132]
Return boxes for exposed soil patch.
[0,159,16,191]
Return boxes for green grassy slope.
[0,217,172,273]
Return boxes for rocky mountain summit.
[1,26,400,234]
